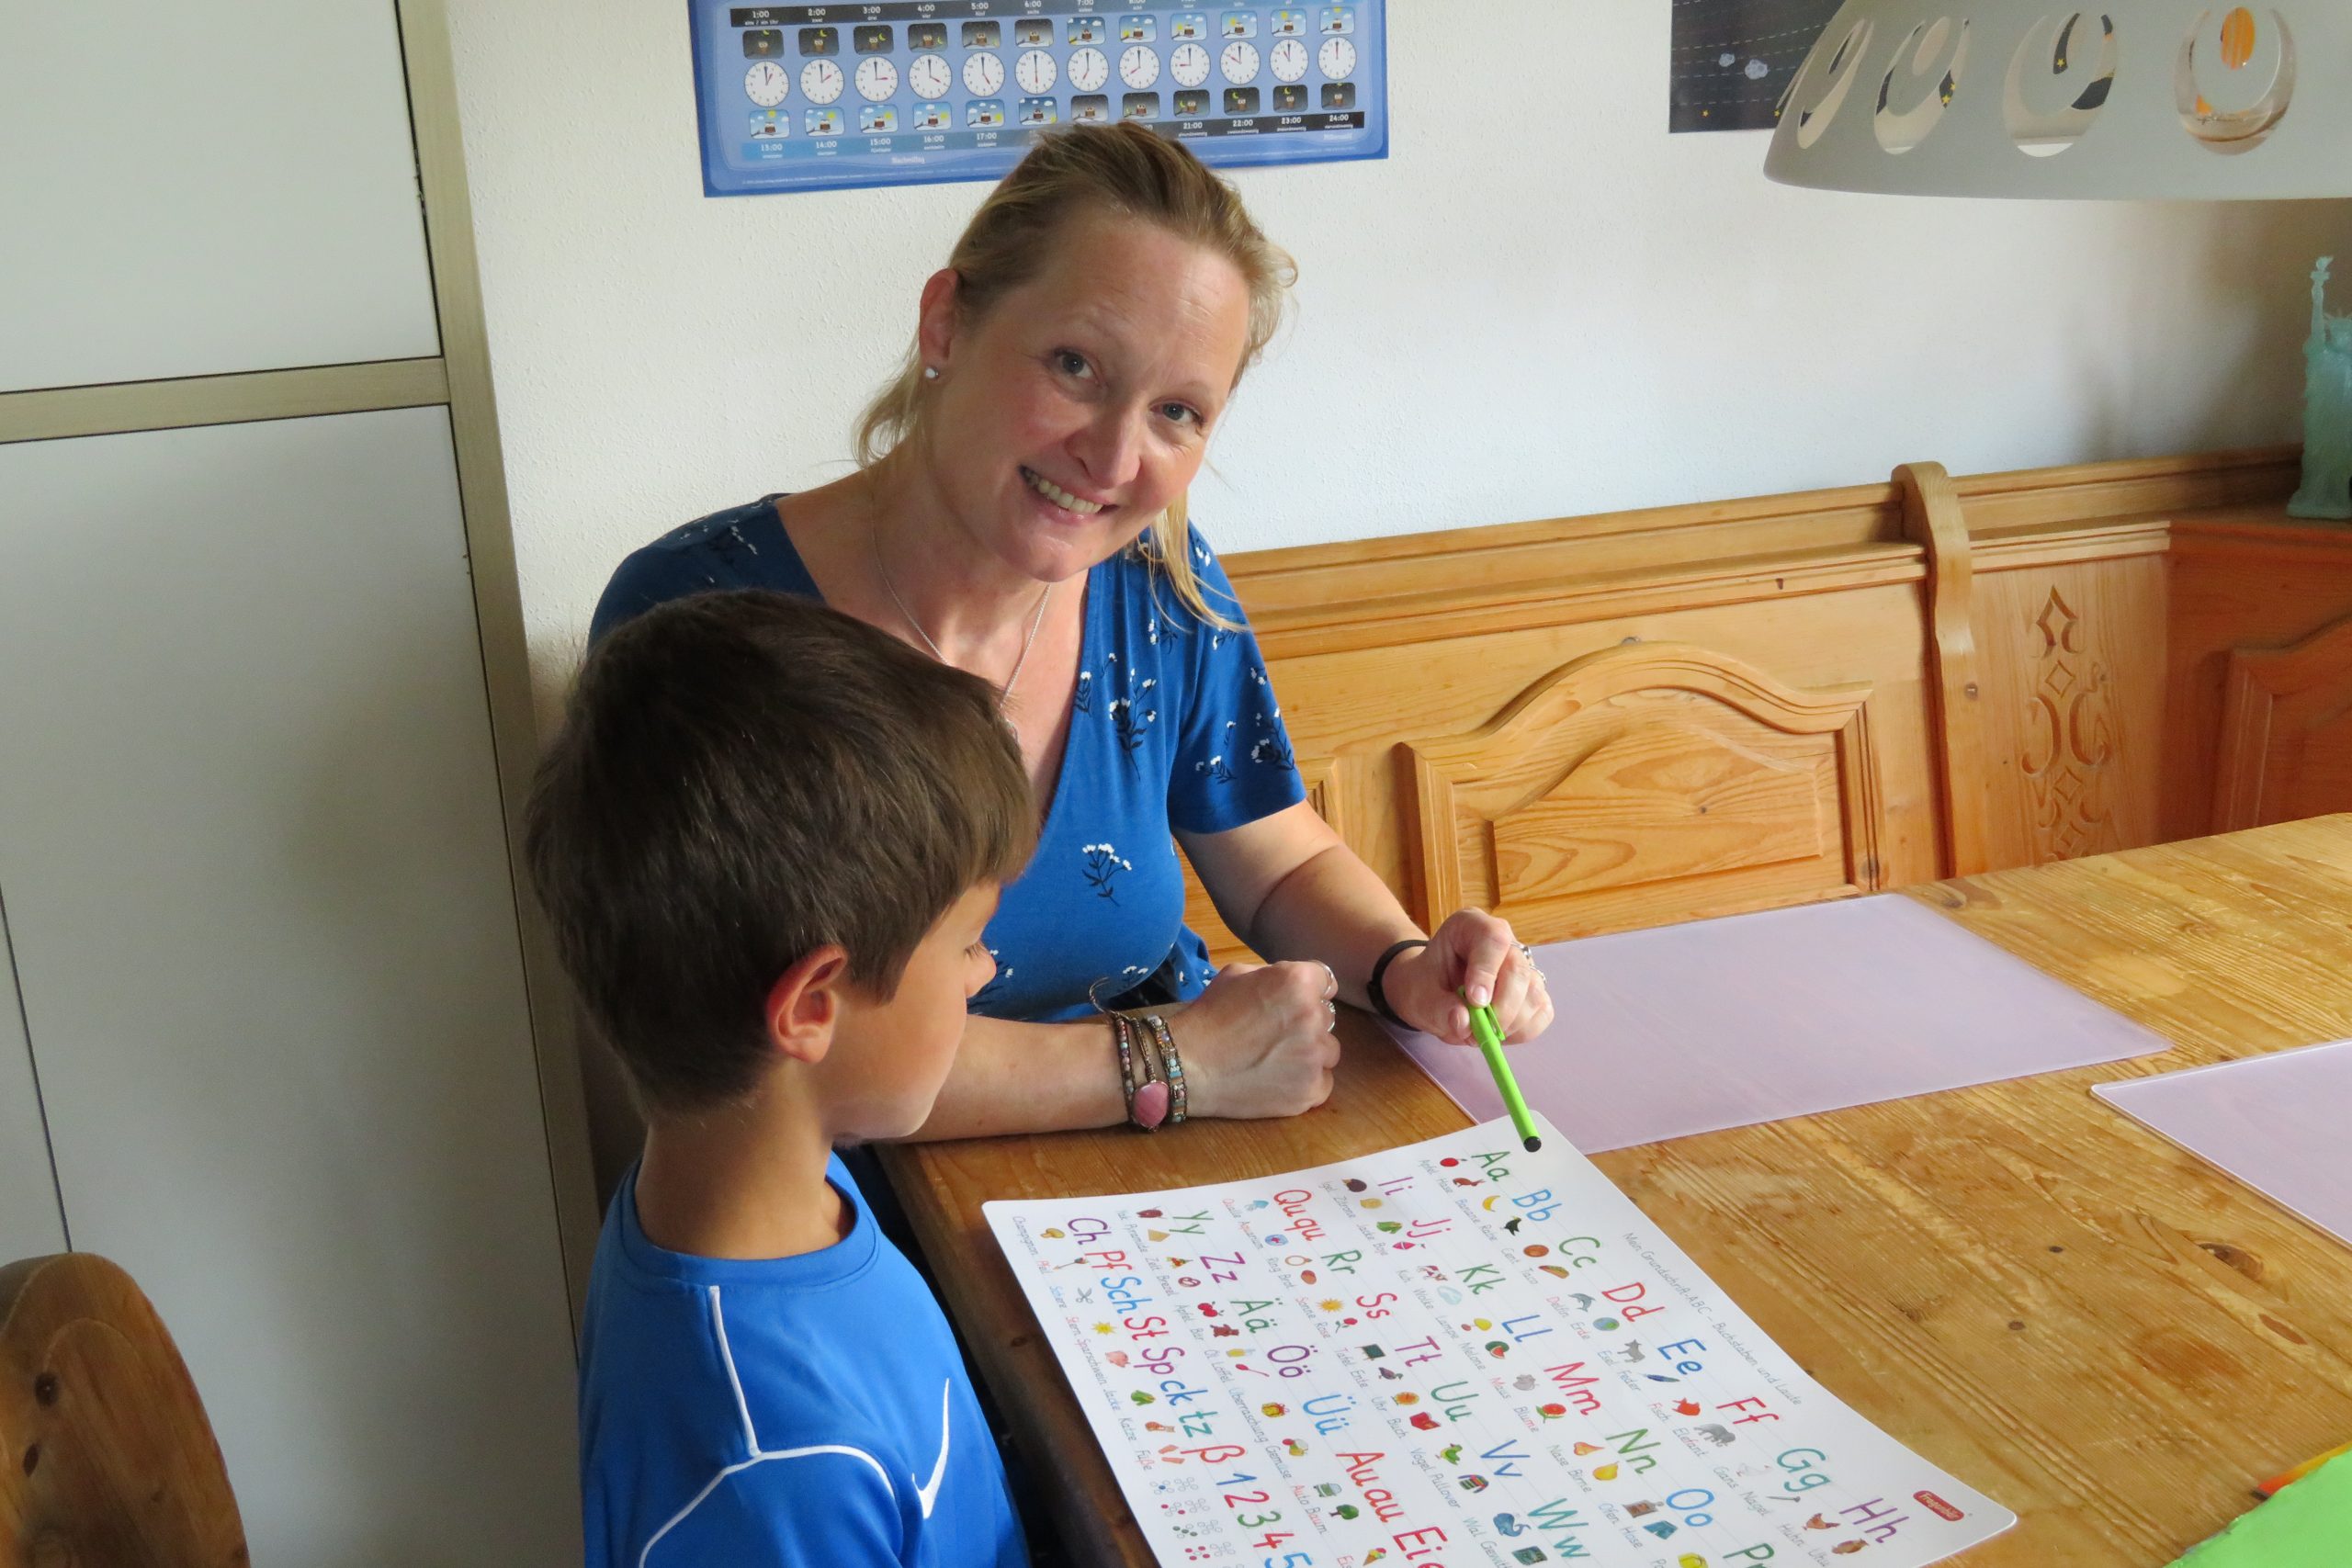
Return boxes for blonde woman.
[593,125,1551,1138]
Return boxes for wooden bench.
[1183,446,2352,955]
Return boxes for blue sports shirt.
[591,498,1306,1020]
[579,1156,1027,1567]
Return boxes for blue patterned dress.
[591,498,1306,1021]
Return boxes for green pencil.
[1464,992,1541,1153]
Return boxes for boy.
[525,590,1035,1567]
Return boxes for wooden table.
[882,818,2352,1566]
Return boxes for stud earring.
[922,366,940,380]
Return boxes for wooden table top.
[880,816,2352,1567]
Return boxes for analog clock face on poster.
[799,58,843,104]
[908,52,952,99]
[1220,39,1260,84]
[854,56,899,101]
[1318,35,1357,79]
[1170,41,1211,87]
[1016,49,1058,94]
[1270,37,1308,82]
[1120,44,1161,89]
[744,61,789,105]
[964,51,1005,96]
[1068,46,1111,93]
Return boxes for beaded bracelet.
[1092,976,1182,1131]
[1143,1013,1186,1125]
[1110,1011,1136,1110]
[1092,977,1160,1131]
[1128,1015,1171,1131]
[1108,1010,1170,1131]
[1136,1016,1162,1103]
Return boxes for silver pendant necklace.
[871,522,1053,705]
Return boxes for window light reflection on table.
[1762,3,2352,199]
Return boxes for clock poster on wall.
[690,1,1387,196]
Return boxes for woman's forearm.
[1242,842,1422,1010]
[906,1011,1125,1141]
[907,839,1422,1144]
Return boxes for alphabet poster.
[987,1117,2013,1566]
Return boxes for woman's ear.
[915,267,963,378]
[764,946,851,1066]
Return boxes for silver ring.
[1326,998,1339,1029]
[1320,961,1338,999]
[1515,942,1534,965]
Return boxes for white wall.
[445,0,2350,711]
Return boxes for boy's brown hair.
[524,590,1035,1113]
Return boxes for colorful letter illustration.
[986,1119,2014,1565]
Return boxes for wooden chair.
[0,1253,246,1568]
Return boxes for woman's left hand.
[1380,909,1554,1048]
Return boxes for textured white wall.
[444,0,2350,711]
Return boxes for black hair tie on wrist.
[1366,938,1430,1028]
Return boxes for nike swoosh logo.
[915,1380,952,1517]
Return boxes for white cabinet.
[0,2,441,391]
[0,905,65,1263]
[0,1,587,1553]
[0,410,578,1563]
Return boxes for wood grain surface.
[882,816,2352,1567]
[0,1251,249,1567]
[2165,512,2352,840]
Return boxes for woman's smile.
[1020,465,1114,520]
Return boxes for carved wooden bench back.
[1182,450,2324,961]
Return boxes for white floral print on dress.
[1080,842,1135,902]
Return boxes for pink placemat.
[1385,892,2175,1153]
[2094,1039,2352,1249]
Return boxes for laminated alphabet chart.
[688,1,1387,196]
[986,1117,2014,1567]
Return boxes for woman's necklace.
[870,523,1053,705]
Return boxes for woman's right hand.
[1168,959,1341,1120]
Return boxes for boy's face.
[827,883,1001,1140]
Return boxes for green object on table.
[2171,1448,2352,1566]
[1464,992,1540,1153]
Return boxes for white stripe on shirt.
[633,1286,905,1566]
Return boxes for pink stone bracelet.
[1114,1012,1169,1131]
[1143,1012,1186,1125]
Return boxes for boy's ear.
[764,946,852,1066]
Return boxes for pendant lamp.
[1763,3,2352,198]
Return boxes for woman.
[594,124,1552,1137]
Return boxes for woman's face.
[913,211,1254,585]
